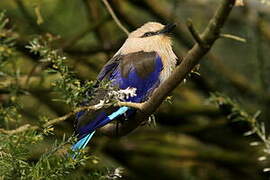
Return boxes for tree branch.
[0,104,111,135]
[100,0,236,136]
[62,16,110,49]
[43,104,111,127]
[101,0,129,35]
[220,33,246,42]
[186,18,208,48]
[0,99,145,135]
[116,101,144,110]
[0,124,38,135]
[13,0,43,33]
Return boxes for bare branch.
[34,5,44,25]
[0,124,38,135]
[0,99,144,135]
[0,104,110,135]
[62,16,110,49]
[13,0,43,33]
[43,104,108,127]
[102,0,129,35]
[186,18,208,48]
[116,101,144,110]
[220,33,246,42]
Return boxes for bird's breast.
[158,51,177,83]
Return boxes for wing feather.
[97,55,121,81]
[75,51,163,138]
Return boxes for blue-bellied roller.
[72,22,178,151]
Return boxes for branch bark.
[100,0,236,136]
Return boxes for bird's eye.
[142,31,155,37]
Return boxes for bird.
[72,22,178,152]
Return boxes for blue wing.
[73,51,163,150]
[110,52,163,102]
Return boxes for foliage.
[0,11,91,180]
[0,11,16,64]
[0,131,89,179]
[26,37,95,107]
[210,92,270,172]
[0,11,129,179]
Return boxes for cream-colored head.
[117,22,174,55]
[116,22,178,82]
[129,22,166,38]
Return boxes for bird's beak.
[159,23,176,34]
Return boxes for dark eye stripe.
[141,31,157,38]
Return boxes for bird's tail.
[71,131,96,151]
[71,106,130,154]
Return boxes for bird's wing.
[75,51,163,138]
[116,51,163,102]
[97,54,121,81]
[95,51,163,101]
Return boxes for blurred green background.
[0,0,270,179]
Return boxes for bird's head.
[116,22,178,82]
[118,22,176,55]
[129,22,176,39]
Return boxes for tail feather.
[108,106,129,120]
[71,106,130,154]
[72,131,96,151]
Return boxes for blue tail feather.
[72,131,95,151]
[71,106,130,154]
[108,106,129,120]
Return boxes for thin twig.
[13,0,43,33]
[0,104,103,135]
[44,100,146,127]
[0,124,38,135]
[255,13,268,92]
[34,5,44,25]
[62,16,110,49]
[0,100,144,135]
[220,33,246,42]
[43,104,109,127]
[102,0,129,35]
[186,18,208,48]
[25,63,39,86]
